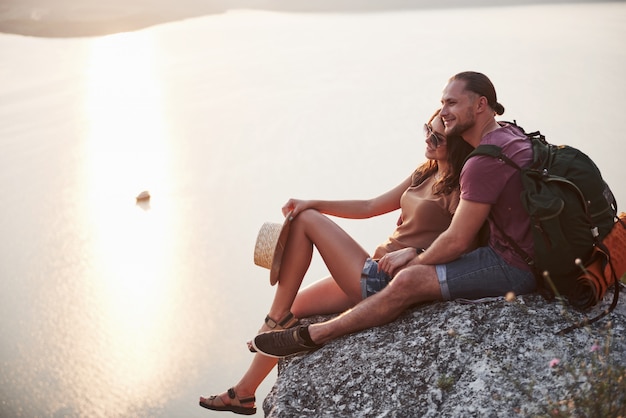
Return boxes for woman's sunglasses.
[423,124,446,148]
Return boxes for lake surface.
[1,2,625,417]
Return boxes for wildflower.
[590,343,600,353]
[549,358,561,368]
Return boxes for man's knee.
[389,265,442,304]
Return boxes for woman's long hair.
[411,109,474,195]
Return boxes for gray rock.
[263,291,626,417]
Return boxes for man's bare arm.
[412,199,491,266]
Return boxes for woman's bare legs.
[266,209,368,322]
[201,277,356,407]
[201,210,371,410]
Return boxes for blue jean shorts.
[360,258,392,299]
[436,246,537,300]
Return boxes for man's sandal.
[248,311,300,353]
[199,387,256,415]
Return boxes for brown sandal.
[264,311,300,330]
[248,311,300,353]
[199,387,256,415]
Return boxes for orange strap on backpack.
[559,212,626,334]
[575,213,626,306]
[603,212,626,279]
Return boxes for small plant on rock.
[436,375,456,392]
[542,323,626,417]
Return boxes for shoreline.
[0,0,615,38]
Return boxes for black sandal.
[199,387,256,415]
[248,311,300,353]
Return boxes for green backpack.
[465,122,619,323]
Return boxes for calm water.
[1,2,625,417]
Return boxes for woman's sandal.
[248,311,300,353]
[199,387,256,415]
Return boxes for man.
[252,71,537,357]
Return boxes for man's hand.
[377,247,418,277]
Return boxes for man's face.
[440,79,477,137]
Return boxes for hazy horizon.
[1,0,622,37]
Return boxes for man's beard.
[446,108,476,137]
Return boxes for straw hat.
[254,214,292,286]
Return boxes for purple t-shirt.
[460,123,534,271]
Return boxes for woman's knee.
[291,209,325,234]
[295,208,323,224]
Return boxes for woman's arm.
[282,176,412,220]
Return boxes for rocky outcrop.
[263,291,626,417]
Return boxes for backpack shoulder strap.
[489,213,536,269]
[464,144,521,171]
[462,119,542,170]
[500,119,545,142]
[463,143,534,269]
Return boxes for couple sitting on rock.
[200,71,537,415]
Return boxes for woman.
[199,110,476,415]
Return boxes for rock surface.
[263,291,626,417]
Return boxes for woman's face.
[424,116,448,161]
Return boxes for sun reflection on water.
[78,30,179,415]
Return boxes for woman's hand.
[377,247,417,277]
[282,199,313,219]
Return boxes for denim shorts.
[360,248,536,301]
[436,246,537,301]
[360,258,392,299]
